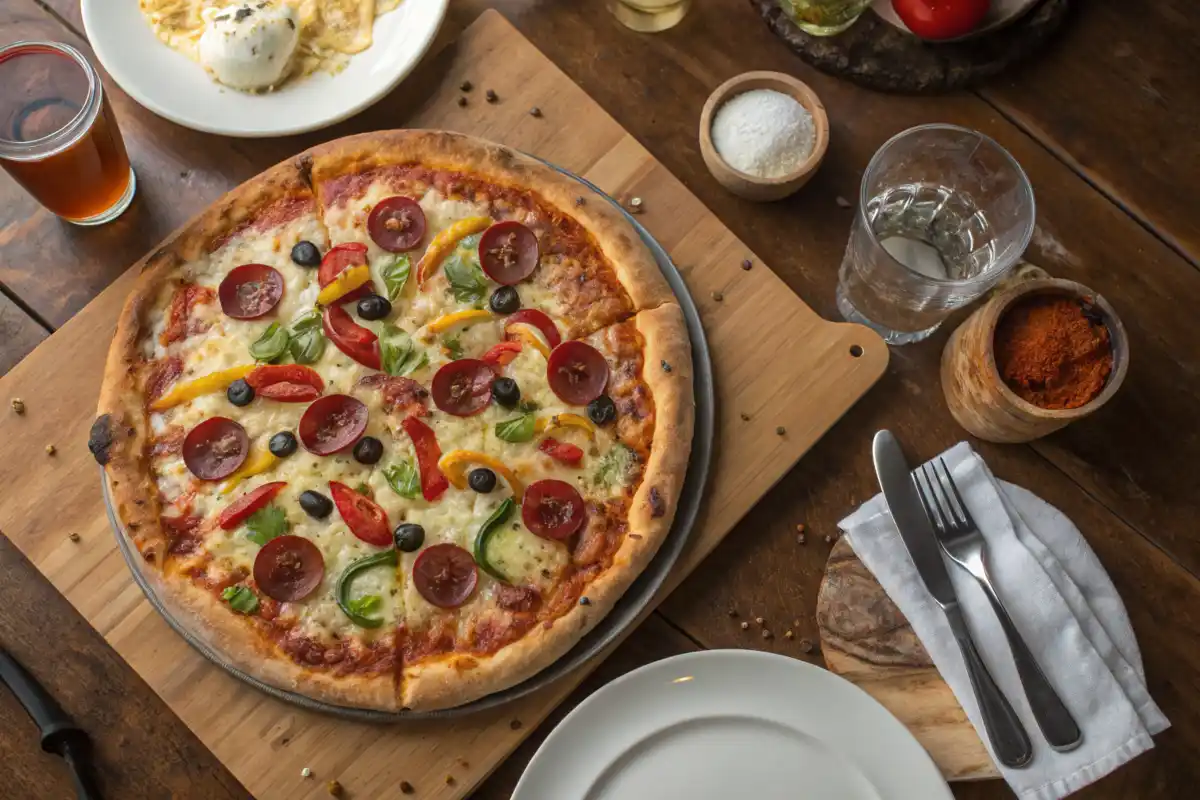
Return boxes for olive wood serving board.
[818,537,1001,781]
[0,12,887,799]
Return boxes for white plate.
[873,0,1041,42]
[514,650,953,800]
[82,0,448,137]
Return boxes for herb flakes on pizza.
[93,131,694,712]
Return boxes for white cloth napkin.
[838,442,1168,800]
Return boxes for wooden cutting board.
[817,537,1000,781]
[0,12,887,799]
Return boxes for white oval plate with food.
[513,650,953,800]
[873,0,1041,41]
[82,0,448,137]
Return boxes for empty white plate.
[514,650,953,799]
[81,0,448,137]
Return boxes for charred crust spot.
[295,153,314,187]
[88,414,116,465]
[648,487,666,518]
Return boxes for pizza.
[90,130,694,712]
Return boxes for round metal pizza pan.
[103,164,715,722]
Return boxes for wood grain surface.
[2,1,1199,798]
[0,9,886,799]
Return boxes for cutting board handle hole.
[849,344,864,358]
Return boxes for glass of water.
[836,124,1034,345]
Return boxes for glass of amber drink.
[0,41,135,225]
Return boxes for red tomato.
[246,364,325,403]
[218,264,284,320]
[329,481,392,546]
[538,438,584,467]
[504,309,561,349]
[318,242,374,303]
[218,482,287,530]
[481,341,523,368]
[891,0,990,40]
[401,416,449,501]
[322,305,382,370]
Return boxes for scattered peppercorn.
[727,608,738,617]
[68,532,81,543]
[529,106,542,118]
[755,617,764,625]
[800,639,815,653]
[510,719,523,730]
[457,96,467,107]
[11,398,26,414]
[45,444,56,456]
[326,780,343,797]
[460,80,473,91]
[740,621,749,630]
[785,630,795,640]
[627,196,644,214]
[445,775,456,786]
[400,781,415,795]
[575,196,586,207]
[761,629,772,640]
[797,533,806,545]
[711,291,724,302]
[835,196,851,208]
[824,535,833,544]
[793,619,801,627]
[776,426,786,436]
[459,759,470,769]
[741,259,752,271]
[740,412,751,421]
[579,596,591,606]
[485,88,498,103]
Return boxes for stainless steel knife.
[872,430,1033,769]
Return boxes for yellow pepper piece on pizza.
[149,364,255,411]
[535,413,597,441]
[218,447,280,495]
[438,450,524,501]
[425,309,494,336]
[506,323,552,359]
[415,216,493,284]
[317,263,372,306]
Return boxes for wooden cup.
[941,278,1129,443]
[698,71,829,202]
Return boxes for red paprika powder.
[994,295,1113,410]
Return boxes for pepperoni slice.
[183,417,249,481]
[318,243,374,304]
[431,359,494,417]
[219,264,284,320]
[218,481,287,531]
[358,374,430,418]
[538,438,584,466]
[401,416,449,501]
[322,305,381,370]
[253,535,325,602]
[522,479,586,540]
[368,196,427,252]
[412,543,478,609]
[329,480,392,546]
[299,394,368,456]
[504,309,562,349]
[479,221,539,285]
[546,341,609,406]
[246,364,325,403]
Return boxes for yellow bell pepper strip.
[317,263,372,306]
[535,413,597,441]
[415,216,493,284]
[438,450,524,501]
[218,447,281,494]
[149,364,255,411]
[425,309,494,336]
[506,323,552,359]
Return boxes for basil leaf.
[346,594,381,616]
[380,255,412,301]
[443,234,488,304]
[289,310,323,333]
[380,325,415,376]
[245,504,289,546]
[593,443,636,488]
[288,328,326,364]
[442,335,464,361]
[495,414,536,443]
[383,460,421,500]
[222,585,259,615]
[250,322,289,362]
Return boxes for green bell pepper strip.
[336,550,399,628]
[473,498,516,583]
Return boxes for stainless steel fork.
[914,459,1083,753]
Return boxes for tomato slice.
[412,543,478,608]
[183,417,249,481]
[318,242,374,303]
[367,196,427,252]
[481,341,522,369]
[401,416,449,501]
[546,341,609,406]
[322,304,382,370]
[329,480,392,546]
[299,394,368,456]
[218,481,287,530]
[537,437,584,467]
[890,0,990,40]
[431,359,494,417]
[218,264,284,320]
[246,364,325,403]
[522,479,586,540]
[253,535,325,602]
[504,309,561,349]
[479,221,539,285]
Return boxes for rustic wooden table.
[1,1,1197,797]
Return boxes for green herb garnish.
[380,255,412,301]
[336,551,398,628]
[495,414,536,443]
[346,594,381,617]
[245,504,289,546]
[443,335,464,361]
[222,585,259,615]
[249,322,289,362]
[443,233,488,304]
[287,311,326,364]
[383,460,422,499]
[380,325,427,376]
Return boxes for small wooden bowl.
[699,71,829,202]
[941,278,1129,443]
